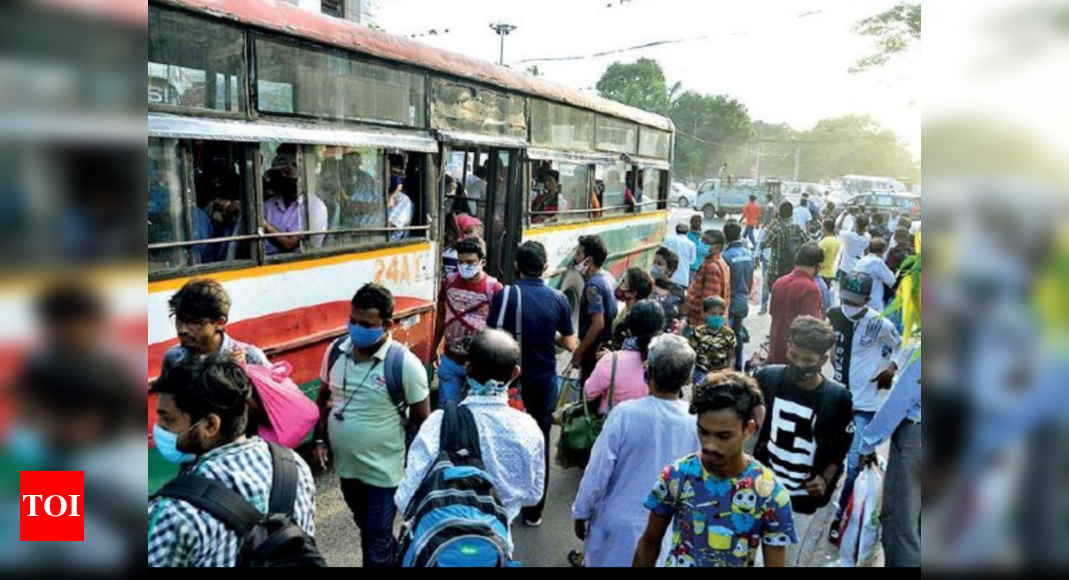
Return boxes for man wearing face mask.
[396,330,545,544]
[826,272,902,543]
[314,284,431,567]
[570,235,618,382]
[148,354,318,567]
[753,317,854,567]
[262,146,328,254]
[432,237,503,406]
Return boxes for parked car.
[830,192,922,223]
[669,182,697,208]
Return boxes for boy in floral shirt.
[635,373,797,568]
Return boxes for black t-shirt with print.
[753,365,854,515]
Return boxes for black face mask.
[788,363,822,384]
[276,177,298,200]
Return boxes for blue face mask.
[349,322,386,350]
[8,424,52,468]
[650,265,665,280]
[706,315,725,331]
[467,377,509,398]
[153,422,200,465]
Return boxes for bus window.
[643,168,666,210]
[261,144,328,256]
[529,161,594,224]
[149,139,252,272]
[148,139,188,270]
[317,147,387,248]
[596,162,631,216]
[148,7,245,112]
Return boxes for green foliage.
[668,92,753,182]
[595,58,676,115]
[593,60,918,183]
[852,3,922,73]
[795,115,919,183]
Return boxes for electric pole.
[489,23,517,66]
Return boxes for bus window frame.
[148,4,250,118]
[249,32,430,130]
[522,150,672,229]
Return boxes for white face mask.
[842,304,868,319]
[458,264,482,280]
[574,258,590,276]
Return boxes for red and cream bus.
[147,0,675,491]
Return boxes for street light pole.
[489,23,517,66]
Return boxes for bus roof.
[158,0,674,133]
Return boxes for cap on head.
[841,272,874,304]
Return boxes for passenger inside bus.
[531,169,561,224]
[262,144,328,255]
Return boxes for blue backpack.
[397,403,513,568]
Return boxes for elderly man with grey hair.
[569,334,702,568]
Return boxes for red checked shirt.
[687,253,731,327]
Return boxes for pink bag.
[246,362,319,449]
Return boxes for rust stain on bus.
[156,0,674,132]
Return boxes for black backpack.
[153,443,327,568]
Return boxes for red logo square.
[20,471,84,542]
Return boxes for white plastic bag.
[839,464,884,568]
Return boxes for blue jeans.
[730,314,746,372]
[340,479,398,568]
[836,410,877,521]
[743,225,757,248]
[437,354,467,407]
[761,261,772,311]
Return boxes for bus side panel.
[147,243,438,493]
[523,212,669,283]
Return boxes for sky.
[374,0,921,158]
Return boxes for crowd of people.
[147,193,921,568]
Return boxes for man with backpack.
[758,202,809,298]
[753,317,854,567]
[149,354,321,568]
[314,283,431,568]
[487,241,576,527]
[395,330,545,567]
[432,237,503,406]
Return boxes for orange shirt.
[743,202,762,227]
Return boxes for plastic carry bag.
[247,362,319,449]
[839,464,884,568]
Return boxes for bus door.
[441,145,522,284]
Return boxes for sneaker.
[828,520,842,546]
[524,518,543,528]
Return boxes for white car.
[669,182,697,208]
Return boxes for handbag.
[557,353,617,470]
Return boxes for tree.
[667,92,753,182]
[595,58,680,115]
[852,3,921,73]
[796,115,919,183]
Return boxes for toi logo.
[20,471,84,542]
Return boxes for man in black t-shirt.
[754,316,854,567]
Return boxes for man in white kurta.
[571,335,701,568]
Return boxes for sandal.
[568,550,585,568]
[828,520,843,546]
